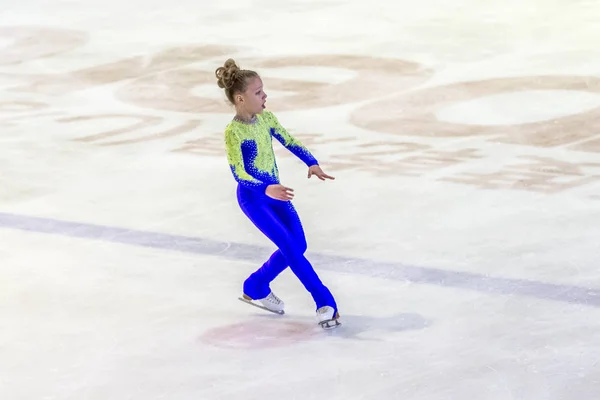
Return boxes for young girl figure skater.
[215,58,340,329]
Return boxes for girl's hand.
[308,165,335,181]
[266,184,294,201]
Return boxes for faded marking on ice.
[1,212,598,307]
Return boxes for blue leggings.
[237,186,337,312]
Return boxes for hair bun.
[215,58,240,89]
[215,58,259,105]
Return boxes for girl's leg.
[244,200,307,294]
[244,249,287,298]
[239,197,336,311]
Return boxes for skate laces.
[317,306,332,314]
[265,292,282,304]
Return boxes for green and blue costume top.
[224,111,318,193]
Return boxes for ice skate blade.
[319,319,342,330]
[238,297,285,315]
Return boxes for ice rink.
[2,0,600,398]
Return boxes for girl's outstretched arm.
[265,112,335,181]
[265,112,319,167]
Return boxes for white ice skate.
[239,292,285,315]
[316,306,341,329]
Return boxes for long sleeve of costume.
[263,112,318,167]
[225,128,270,194]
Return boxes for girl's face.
[238,76,267,115]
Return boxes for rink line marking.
[1,211,598,308]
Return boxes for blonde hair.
[215,58,259,105]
